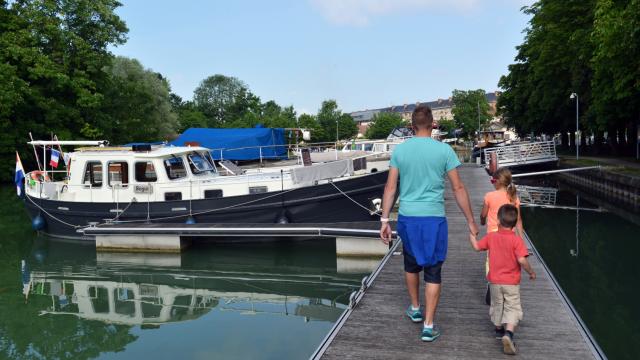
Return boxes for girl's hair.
[493,167,517,204]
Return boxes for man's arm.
[517,257,536,280]
[379,167,399,244]
[447,168,479,235]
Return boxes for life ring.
[30,171,51,182]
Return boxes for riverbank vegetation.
[0,0,357,182]
[498,0,639,156]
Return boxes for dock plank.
[321,165,599,359]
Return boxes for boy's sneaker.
[495,327,506,339]
[421,326,441,342]
[405,305,423,323]
[502,334,517,355]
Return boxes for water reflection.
[520,179,640,360]
[8,238,372,359]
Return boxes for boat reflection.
[23,239,368,327]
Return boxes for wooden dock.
[315,165,604,360]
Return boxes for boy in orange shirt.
[469,204,536,355]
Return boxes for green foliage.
[297,113,324,142]
[451,89,491,138]
[316,100,358,142]
[0,0,128,180]
[497,0,640,154]
[365,112,405,139]
[193,74,248,127]
[590,0,640,147]
[95,56,178,143]
[438,118,457,135]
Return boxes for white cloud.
[310,0,481,26]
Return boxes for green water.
[0,188,368,360]
[521,182,640,360]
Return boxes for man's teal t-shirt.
[389,137,461,217]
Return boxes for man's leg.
[423,261,443,326]
[424,282,441,326]
[405,272,420,308]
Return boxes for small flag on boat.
[50,149,60,168]
[15,152,25,196]
[63,153,71,166]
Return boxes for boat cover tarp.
[170,128,287,161]
[291,159,353,184]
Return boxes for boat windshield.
[188,152,216,175]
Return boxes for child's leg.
[488,284,505,327]
[502,285,523,333]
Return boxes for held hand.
[529,272,536,281]
[468,221,479,237]
[380,222,392,245]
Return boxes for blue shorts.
[397,215,448,281]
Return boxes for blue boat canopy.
[169,128,288,161]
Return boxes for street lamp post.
[570,93,579,160]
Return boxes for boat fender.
[275,210,291,224]
[32,214,46,231]
[370,198,382,214]
[185,216,197,224]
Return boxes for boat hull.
[24,171,389,240]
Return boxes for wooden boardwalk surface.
[319,165,601,360]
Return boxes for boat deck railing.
[484,140,558,168]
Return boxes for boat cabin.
[25,144,292,203]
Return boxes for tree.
[437,118,457,136]
[365,112,405,139]
[316,100,357,142]
[590,0,640,154]
[451,89,492,138]
[297,113,324,142]
[498,1,596,148]
[0,0,128,181]
[193,74,247,127]
[94,56,178,143]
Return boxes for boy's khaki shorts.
[489,284,523,326]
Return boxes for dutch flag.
[15,152,25,197]
[50,149,60,168]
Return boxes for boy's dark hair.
[498,204,518,229]
[411,105,434,130]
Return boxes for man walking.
[380,105,478,342]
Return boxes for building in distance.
[350,91,500,138]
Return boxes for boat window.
[83,161,103,187]
[188,152,216,175]
[135,161,157,182]
[114,288,135,317]
[364,143,373,151]
[89,286,109,314]
[108,161,129,187]
[164,157,187,180]
[204,189,223,198]
[164,192,182,201]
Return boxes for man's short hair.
[411,105,434,130]
[498,204,518,229]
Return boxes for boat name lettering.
[134,184,153,194]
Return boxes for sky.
[111,0,534,115]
